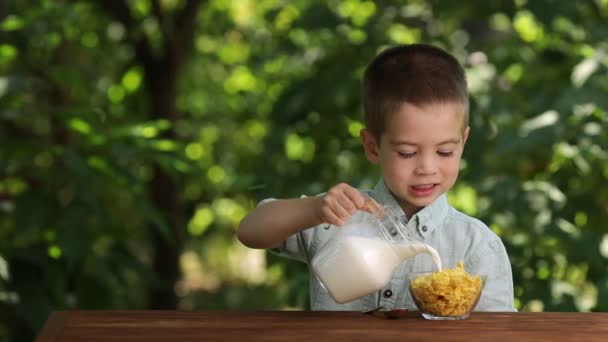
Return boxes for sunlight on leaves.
[178,251,221,294]
[550,264,597,311]
[34,152,54,168]
[81,32,99,48]
[347,120,364,138]
[231,0,255,27]
[583,122,601,136]
[133,125,157,138]
[288,28,309,46]
[68,118,92,134]
[576,282,597,312]
[87,156,109,171]
[548,142,576,172]
[556,218,580,238]
[514,298,522,310]
[134,0,152,18]
[336,0,376,27]
[511,233,529,246]
[513,10,544,43]
[200,125,220,144]
[0,255,8,281]
[188,206,214,236]
[274,4,300,31]
[0,44,18,63]
[130,120,170,138]
[573,154,591,174]
[490,13,511,32]
[447,184,478,216]
[212,197,247,226]
[207,165,225,184]
[552,16,586,41]
[4,178,27,195]
[388,24,420,44]
[224,66,258,93]
[574,211,587,227]
[160,0,180,11]
[285,133,315,162]
[345,27,367,45]
[490,223,503,235]
[536,260,550,280]
[154,139,177,151]
[122,67,143,92]
[600,235,608,258]
[48,245,62,259]
[519,110,559,136]
[195,36,217,54]
[336,151,354,173]
[523,180,566,204]
[571,55,599,88]
[185,143,204,160]
[466,53,495,94]
[106,22,126,41]
[228,245,267,284]
[107,85,125,103]
[246,120,267,140]
[504,63,523,83]
[219,41,250,64]
[0,77,7,97]
[523,299,544,312]
[1,15,24,31]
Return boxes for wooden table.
[36,310,608,341]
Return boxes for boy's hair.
[362,44,469,141]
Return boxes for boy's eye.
[438,151,454,157]
[398,152,416,159]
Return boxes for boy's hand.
[315,183,382,226]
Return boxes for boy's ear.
[360,129,380,164]
[462,126,470,145]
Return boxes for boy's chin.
[405,194,440,207]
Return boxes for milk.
[312,234,442,304]
[394,241,443,271]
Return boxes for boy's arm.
[237,183,382,249]
[237,196,324,249]
[468,237,517,312]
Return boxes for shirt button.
[421,226,428,232]
[383,289,393,298]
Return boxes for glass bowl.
[408,272,486,320]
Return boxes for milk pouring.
[311,207,442,304]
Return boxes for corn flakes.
[410,262,483,317]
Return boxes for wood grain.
[36,311,67,342]
[36,310,608,341]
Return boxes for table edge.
[36,311,68,342]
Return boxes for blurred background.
[1,0,608,340]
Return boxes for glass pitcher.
[311,205,441,304]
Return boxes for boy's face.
[361,101,469,217]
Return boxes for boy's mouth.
[409,183,438,197]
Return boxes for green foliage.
[1,0,608,340]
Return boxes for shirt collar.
[370,178,450,239]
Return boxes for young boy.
[238,44,516,312]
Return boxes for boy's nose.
[414,155,439,175]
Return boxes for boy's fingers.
[342,186,367,209]
[368,197,382,212]
[362,196,381,213]
[323,209,344,226]
[337,196,357,215]
[331,202,352,222]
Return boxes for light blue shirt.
[266,178,516,312]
